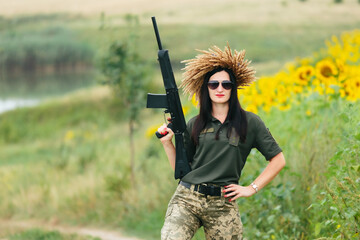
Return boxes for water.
[0,98,39,114]
[0,70,97,114]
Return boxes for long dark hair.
[191,67,247,145]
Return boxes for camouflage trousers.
[161,183,243,240]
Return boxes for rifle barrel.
[151,16,163,50]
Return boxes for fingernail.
[229,199,232,202]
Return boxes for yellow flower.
[84,131,93,140]
[325,86,335,95]
[335,59,345,74]
[279,104,291,111]
[299,57,312,66]
[271,234,276,240]
[339,89,346,98]
[64,130,74,142]
[263,104,272,113]
[285,62,296,72]
[245,104,258,114]
[182,106,190,116]
[146,125,159,138]
[191,94,199,107]
[343,76,360,101]
[295,65,315,86]
[314,85,325,95]
[336,224,341,229]
[293,85,303,94]
[306,110,312,116]
[315,59,338,85]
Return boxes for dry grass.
[57,86,112,103]
[1,0,360,26]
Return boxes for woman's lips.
[216,94,225,97]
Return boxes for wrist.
[250,182,259,193]
[161,138,174,145]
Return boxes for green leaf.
[330,206,338,212]
[306,204,313,211]
[314,222,322,236]
[354,133,360,141]
[274,205,281,211]
[350,165,360,172]
[267,215,275,224]
[339,113,349,122]
[344,209,356,219]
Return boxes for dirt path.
[0,219,141,240]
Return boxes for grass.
[0,227,100,240]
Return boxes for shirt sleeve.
[253,115,282,161]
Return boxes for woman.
[158,45,286,240]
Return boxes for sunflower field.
[239,29,360,113]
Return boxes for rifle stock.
[146,16,191,179]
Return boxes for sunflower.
[315,59,338,85]
[342,76,360,101]
[295,65,315,86]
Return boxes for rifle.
[146,16,191,180]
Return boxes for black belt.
[180,181,222,197]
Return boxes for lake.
[0,70,97,114]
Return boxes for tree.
[100,15,152,183]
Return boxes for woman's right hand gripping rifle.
[157,123,174,142]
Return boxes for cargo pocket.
[164,204,174,219]
[230,204,243,239]
[200,127,214,134]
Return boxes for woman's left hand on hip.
[223,184,256,201]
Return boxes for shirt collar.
[209,114,229,124]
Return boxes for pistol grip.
[156,131,168,138]
[155,123,173,138]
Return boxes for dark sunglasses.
[207,80,234,90]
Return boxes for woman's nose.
[217,84,224,91]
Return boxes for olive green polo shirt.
[181,111,282,186]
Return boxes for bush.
[310,103,360,239]
[0,25,93,73]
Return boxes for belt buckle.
[197,184,207,196]
[200,184,216,197]
[208,185,215,196]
